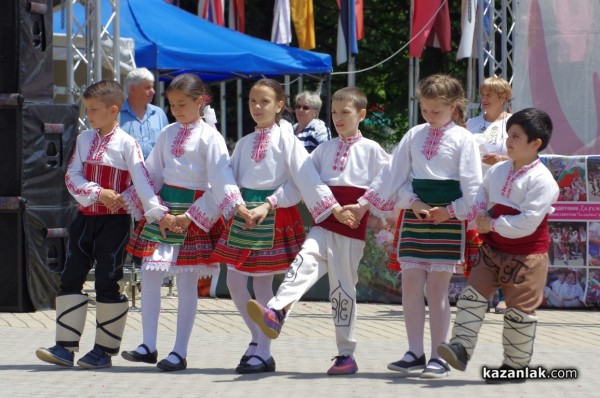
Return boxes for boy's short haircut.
[332,87,367,111]
[83,80,125,111]
[506,107,553,152]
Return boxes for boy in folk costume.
[437,108,559,383]
[247,87,389,375]
[36,80,167,369]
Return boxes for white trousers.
[268,227,365,356]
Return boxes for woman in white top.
[466,77,513,313]
[466,77,512,174]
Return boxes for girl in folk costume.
[352,74,482,378]
[121,74,243,371]
[210,78,344,374]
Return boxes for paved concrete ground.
[0,284,598,398]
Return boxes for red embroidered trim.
[501,159,540,198]
[332,132,362,171]
[187,205,217,231]
[363,188,395,212]
[218,191,242,219]
[251,125,273,163]
[309,194,339,220]
[171,120,201,158]
[468,200,488,222]
[421,127,444,160]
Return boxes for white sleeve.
[279,121,338,223]
[358,134,411,218]
[493,176,559,239]
[449,134,483,220]
[64,135,102,207]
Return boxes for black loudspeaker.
[0,97,79,207]
[0,197,33,312]
[0,198,77,312]
[23,205,78,310]
[0,0,53,100]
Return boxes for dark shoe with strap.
[238,342,258,367]
[437,342,469,371]
[387,351,426,372]
[235,355,276,374]
[420,358,451,379]
[157,352,187,372]
[121,344,158,364]
[77,346,112,369]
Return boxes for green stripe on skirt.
[227,188,276,250]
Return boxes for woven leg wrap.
[95,300,129,356]
[502,308,537,368]
[449,286,488,359]
[55,294,89,352]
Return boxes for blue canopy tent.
[53,0,332,82]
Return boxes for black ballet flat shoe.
[235,355,276,374]
[238,342,258,367]
[121,344,158,364]
[157,352,187,372]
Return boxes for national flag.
[291,0,315,50]
[198,0,225,26]
[272,0,292,45]
[228,0,245,33]
[409,0,451,58]
[457,0,477,59]
[336,0,362,66]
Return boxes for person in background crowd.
[293,90,331,153]
[120,67,169,159]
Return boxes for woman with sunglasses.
[293,91,331,153]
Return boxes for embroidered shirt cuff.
[92,186,102,202]
[266,195,278,210]
[491,218,497,232]
[408,194,420,207]
[447,203,456,219]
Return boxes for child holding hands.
[348,74,482,378]
[208,78,351,374]
[36,80,167,369]
[438,108,559,383]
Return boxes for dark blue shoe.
[36,345,74,367]
[77,346,112,369]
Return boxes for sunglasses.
[295,105,311,111]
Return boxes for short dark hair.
[506,107,553,152]
[83,80,125,110]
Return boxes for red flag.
[356,0,364,40]
[228,0,245,33]
[409,0,451,58]
[198,0,225,26]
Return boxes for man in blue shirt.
[120,68,169,158]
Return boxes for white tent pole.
[237,79,243,141]
[220,81,226,138]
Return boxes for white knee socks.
[167,273,200,363]
[137,269,165,354]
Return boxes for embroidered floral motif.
[363,189,395,212]
[218,191,243,219]
[501,159,540,198]
[187,205,217,231]
[332,132,362,171]
[309,195,339,220]
[87,125,118,162]
[251,125,273,163]
[421,127,444,160]
[171,121,200,158]
[468,200,488,222]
